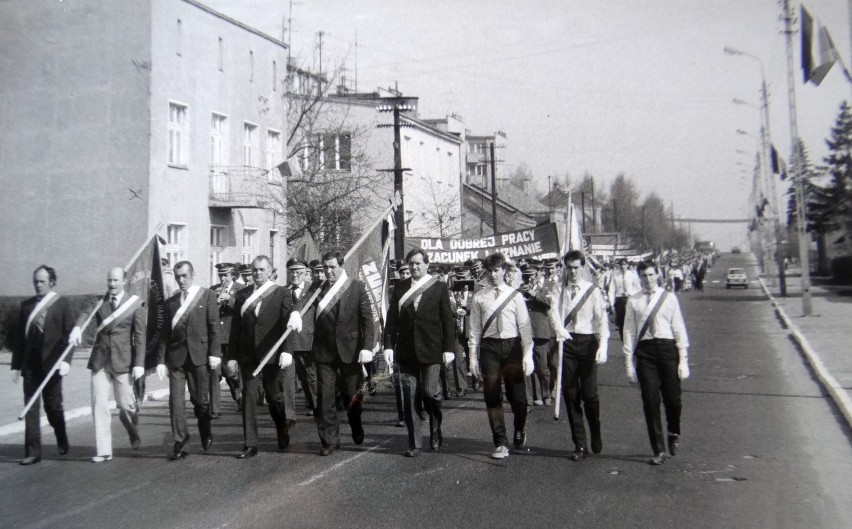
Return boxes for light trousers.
[91,369,139,456]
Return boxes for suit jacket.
[226,282,294,368]
[523,286,554,340]
[86,294,146,373]
[383,277,455,365]
[285,279,318,352]
[211,280,244,337]
[312,278,374,364]
[158,288,220,368]
[11,295,75,371]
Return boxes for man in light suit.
[226,255,302,459]
[309,251,375,456]
[79,267,146,463]
[11,265,77,465]
[384,249,456,457]
[156,261,220,460]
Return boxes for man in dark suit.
[520,262,554,406]
[284,258,319,416]
[11,265,77,465]
[309,251,375,456]
[384,249,456,457]
[211,262,243,414]
[225,255,302,459]
[156,261,220,460]
[83,267,146,463]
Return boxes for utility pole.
[317,31,324,77]
[581,191,587,234]
[781,0,813,315]
[489,142,497,235]
[377,98,416,260]
[590,177,596,234]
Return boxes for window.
[210,225,226,247]
[210,113,228,166]
[209,251,221,281]
[218,37,223,71]
[165,223,187,265]
[267,129,281,182]
[242,228,257,264]
[243,122,257,166]
[269,230,278,265]
[475,164,485,177]
[176,19,182,57]
[272,60,277,92]
[168,103,188,167]
[249,51,254,82]
[311,133,351,171]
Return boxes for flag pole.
[19,232,162,420]
[252,197,400,377]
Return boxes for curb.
[759,278,852,431]
[0,388,171,439]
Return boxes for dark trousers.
[561,334,600,450]
[240,363,296,448]
[440,355,467,395]
[528,338,553,402]
[22,367,67,459]
[315,359,363,448]
[614,296,628,339]
[635,339,682,455]
[169,361,211,445]
[480,337,528,447]
[398,362,441,449]
[294,350,318,411]
[211,345,242,415]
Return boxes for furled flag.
[801,5,837,86]
[125,235,167,371]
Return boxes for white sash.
[240,280,277,317]
[316,270,349,318]
[484,287,516,324]
[96,294,141,334]
[171,285,202,329]
[398,275,436,310]
[636,288,665,339]
[25,291,58,337]
[561,282,592,320]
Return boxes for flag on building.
[801,5,837,86]
[124,235,166,371]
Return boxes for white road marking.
[299,440,391,486]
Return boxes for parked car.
[726,267,748,289]
[731,246,742,254]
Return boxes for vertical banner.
[344,218,392,350]
[124,236,166,371]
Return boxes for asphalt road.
[2,253,851,529]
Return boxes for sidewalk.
[760,272,852,431]
[0,349,171,439]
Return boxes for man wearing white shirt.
[608,259,642,339]
[623,260,690,465]
[549,250,610,461]
[468,252,534,460]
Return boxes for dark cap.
[309,259,323,271]
[238,263,252,274]
[286,258,308,270]
[215,262,234,274]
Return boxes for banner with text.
[344,216,392,350]
[406,224,560,264]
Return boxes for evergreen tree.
[818,101,852,229]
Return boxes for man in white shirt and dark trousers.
[608,259,641,339]
[623,260,690,465]
[468,252,534,460]
[549,250,609,461]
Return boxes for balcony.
[209,166,283,208]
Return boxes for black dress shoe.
[277,428,290,450]
[130,434,141,451]
[202,435,213,451]
[170,449,189,461]
[236,397,243,412]
[430,428,443,451]
[352,425,365,445]
[320,444,339,456]
[404,448,421,457]
[591,435,603,455]
[668,433,679,456]
[20,456,41,466]
[237,446,258,459]
[570,447,587,461]
[58,440,69,456]
[513,430,526,449]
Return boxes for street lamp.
[377,97,417,260]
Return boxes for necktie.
[110,296,118,311]
[644,290,656,338]
[181,291,187,304]
[569,284,579,326]
[494,287,502,336]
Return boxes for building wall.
[148,0,288,286]
[0,0,153,296]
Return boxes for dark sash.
[481,289,520,336]
[563,286,597,327]
[633,290,669,354]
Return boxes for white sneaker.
[91,455,113,463]
[491,446,510,459]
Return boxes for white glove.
[156,364,166,381]
[132,366,145,380]
[58,361,71,377]
[595,345,608,364]
[442,352,455,365]
[208,356,221,369]
[11,370,20,384]
[556,327,572,341]
[69,326,83,346]
[383,349,394,366]
[625,356,637,384]
[278,352,293,369]
[358,349,374,363]
[522,354,534,377]
[469,353,481,380]
[678,357,690,380]
[456,308,466,316]
[287,311,303,333]
[227,359,239,377]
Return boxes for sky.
[206,0,852,251]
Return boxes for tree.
[817,101,852,228]
[605,173,640,234]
